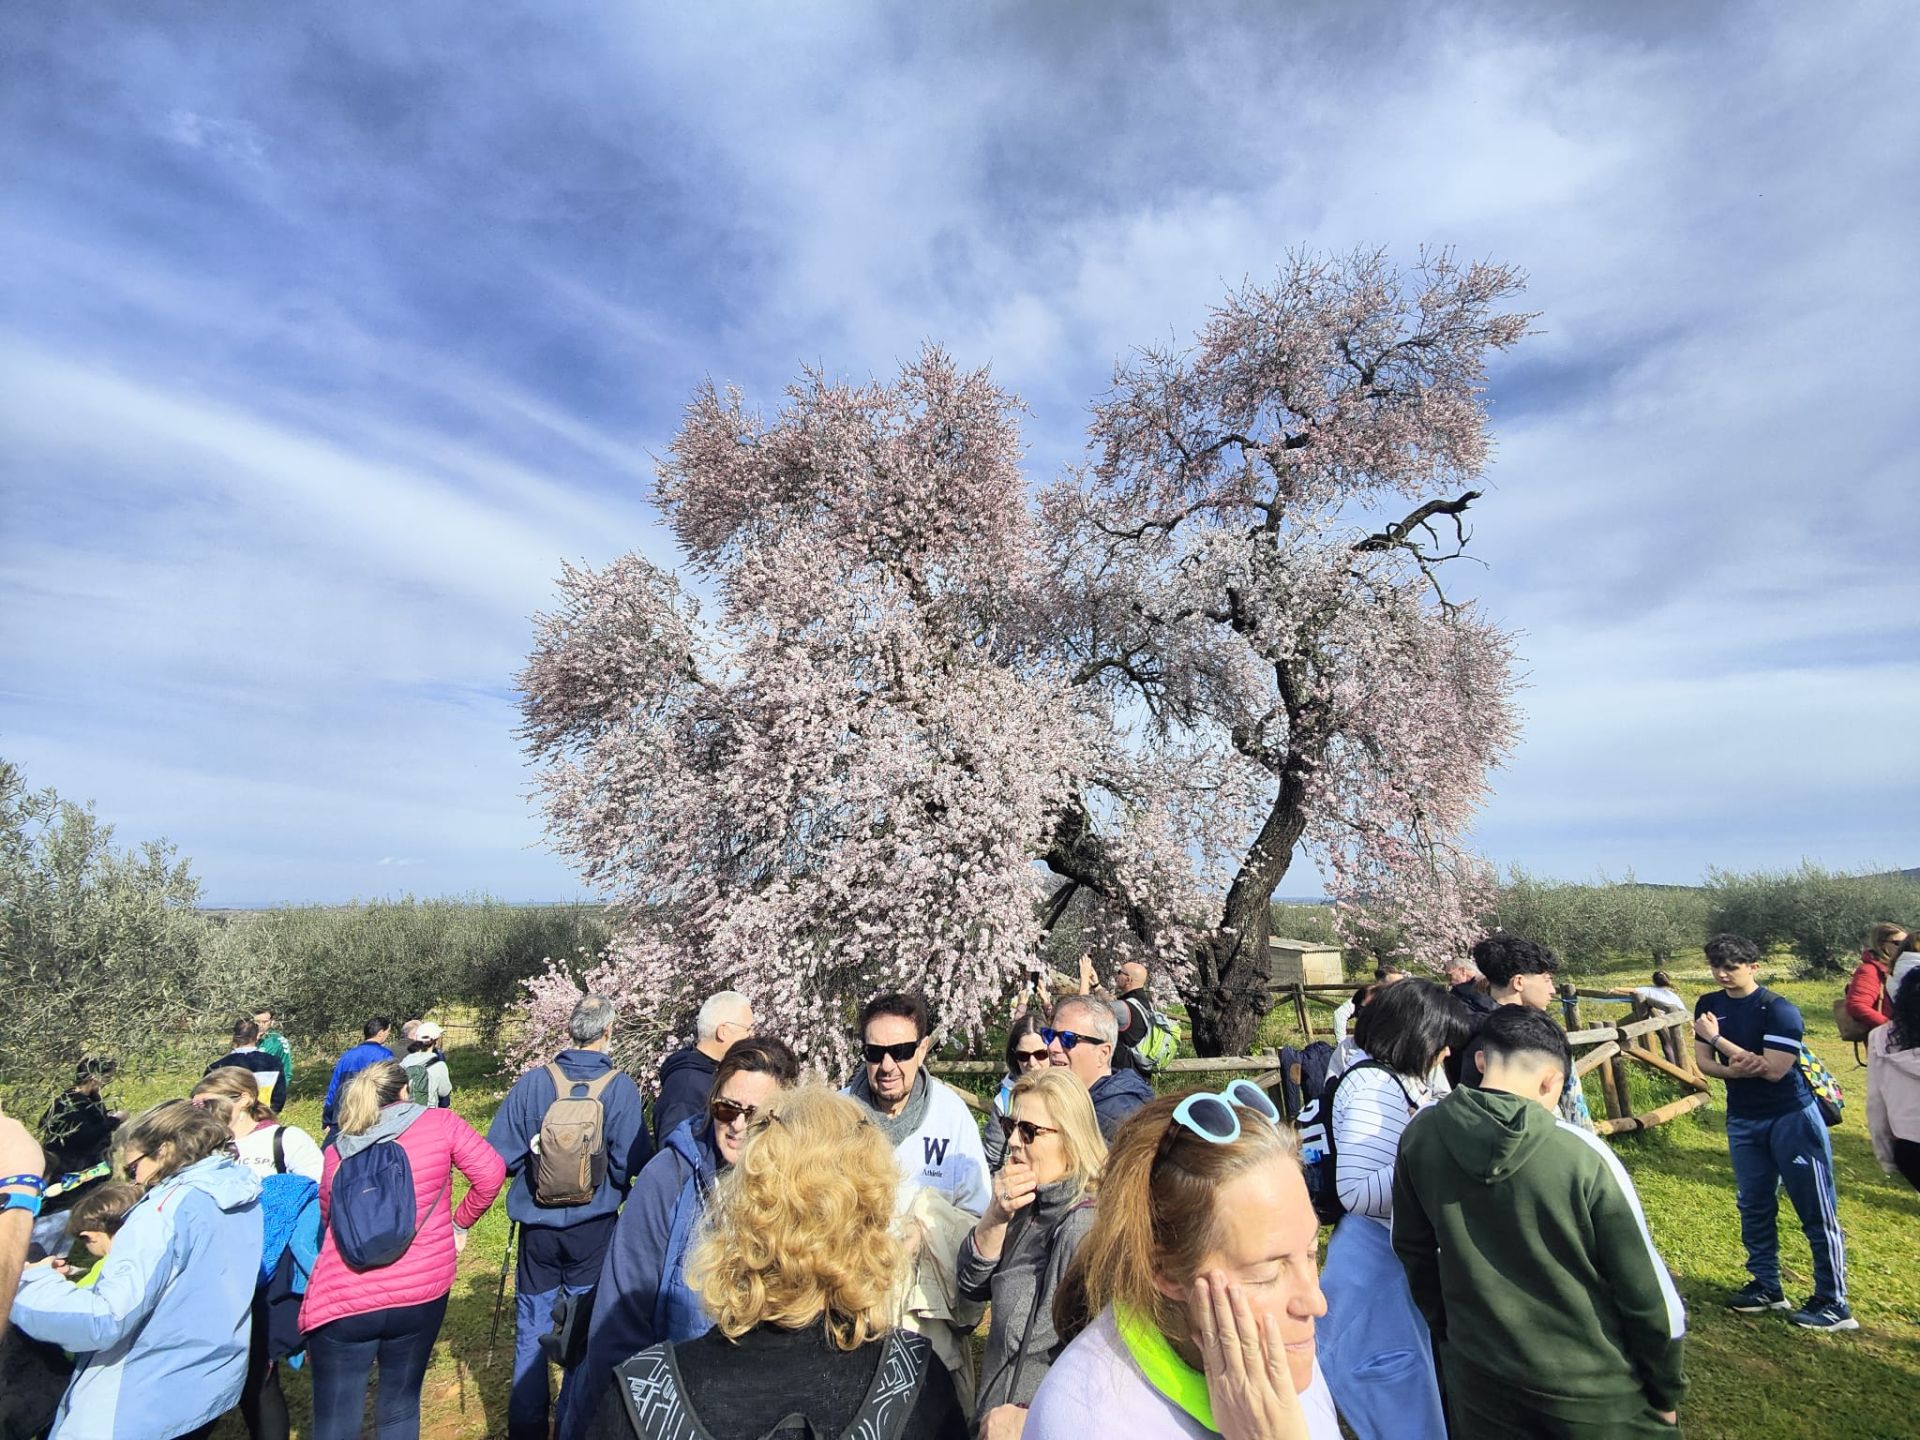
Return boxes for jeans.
[1319,1215,1447,1440]
[306,1294,449,1440]
[511,1216,617,1440]
[1725,1101,1847,1303]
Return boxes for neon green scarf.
[1116,1306,1216,1432]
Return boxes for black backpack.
[1292,1060,1415,1225]
[610,1329,932,1440]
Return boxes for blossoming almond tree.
[515,248,1529,1069]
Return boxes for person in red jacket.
[1845,924,1914,1034]
[302,1060,505,1440]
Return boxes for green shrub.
[1703,863,1920,975]
[1490,869,1710,973]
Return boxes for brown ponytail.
[1052,1090,1301,1347]
[192,1066,277,1128]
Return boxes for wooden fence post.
[1560,982,1581,1033]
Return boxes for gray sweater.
[954,1179,1095,1411]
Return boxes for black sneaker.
[1788,1298,1859,1331]
[1726,1281,1789,1313]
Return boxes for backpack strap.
[272,1125,287,1175]
[548,1061,619,1103]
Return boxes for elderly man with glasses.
[1046,994,1153,1139]
[845,990,990,1216]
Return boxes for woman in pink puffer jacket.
[301,1060,504,1440]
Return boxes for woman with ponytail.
[1027,1087,1339,1440]
[9,1099,263,1438]
[193,1066,324,1183]
[301,1059,504,1440]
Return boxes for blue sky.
[3,1,1915,905]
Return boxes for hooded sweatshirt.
[1866,1022,1920,1171]
[652,1045,719,1145]
[11,1153,263,1440]
[561,1116,722,1440]
[844,1068,991,1216]
[1390,1086,1686,1413]
[1087,1067,1154,1139]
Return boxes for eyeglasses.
[864,1040,920,1065]
[1013,1047,1050,1067]
[121,1151,147,1179]
[996,1114,1061,1145]
[709,1098,760,1127]
[1168,1079,1281,1148]
[1041,1028,1104,1051]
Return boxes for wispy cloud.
[3,0,1915,901]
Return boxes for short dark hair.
[858,992,929,1042]
[710,1035,802,1101]
[232,1017,261,1046]
[74,1057,117,1084]
[1004,1010,1049,1076]
[363,1016,393,1039]
[1352,979,1473,1079]
[1471,934,1558,987]
[1704,933,1761,968]
[65,1179,144,1237]
[1889,970,1920,1054]
[1474,1005,1571,1070]
[1651,970,1672,990]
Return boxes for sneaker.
[1726,1281,1789,1313]
[1789,1298,1859,1331]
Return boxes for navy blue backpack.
[329,1136,433,1270]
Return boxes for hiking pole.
[487,1219,518,1369]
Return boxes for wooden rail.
[1559,983,1710,1135]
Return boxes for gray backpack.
[531,1062,617,1207]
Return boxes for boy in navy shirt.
[1692,933,1854,1330]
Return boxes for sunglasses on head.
[864,1040,920,1065]
[709,1097,760,1126]
[996,1114,1061,1145]
[1165,1078,1281,1150]
[1040,1027,1102,1051]
[1013,1046,1050,1067]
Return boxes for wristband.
[0,1173,46,1193]
[0,1191,43,1218]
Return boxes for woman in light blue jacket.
[10,1099,263,1440]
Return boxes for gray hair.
[1053,994,1119,1046]
[568,995,617,1046]
[695,990,751,1042]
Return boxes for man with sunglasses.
[1047,995,1152,1140]
[845,992,990,1215]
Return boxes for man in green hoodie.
[1392,1006,1686,1438]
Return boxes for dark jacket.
[955,1179,1095,1410]
[205,1046,287,1112]
[1088,1067,1154,1139]
[651,1046,718,1147]
[1450,980,1499,1017]
[561,1117,720,1440]
[1391,1086,1687,1414]
[40,1091,117,1174]
[486,1049,651,1227]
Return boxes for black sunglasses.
[1040,1027,1103,1051]
[1012,1047,1050,1067]
[864,1040,920,1065]
[996,1114,1061,1145]
[709,1098,760,1126]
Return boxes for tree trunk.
[1183,931,1275,1056]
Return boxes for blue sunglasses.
[1040,1027,1105,1051]
[1170,1078,1281,1145]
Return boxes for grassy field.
[90,957,1919,1439]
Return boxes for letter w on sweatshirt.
[923,1136,951,1168]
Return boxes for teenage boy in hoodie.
[1393,1006,1687,1438]
[846,991,991,1215]
[652,990,754,1143]
[1692,932,1854,1331]
[488,995,652,1440]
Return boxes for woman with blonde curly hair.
[588,1084,967,1440]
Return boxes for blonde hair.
[192,1066,277,1128]
[118,1100,237,1188]
[1009,1068,1106,1204]
[686,1084,902,1351]
[1053,1089,1301,1347]
[338,1060,409,1136]
[1868,922,1910,956]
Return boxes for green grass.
[88,958,1920,1439]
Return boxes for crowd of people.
[0,921,1916,1440]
